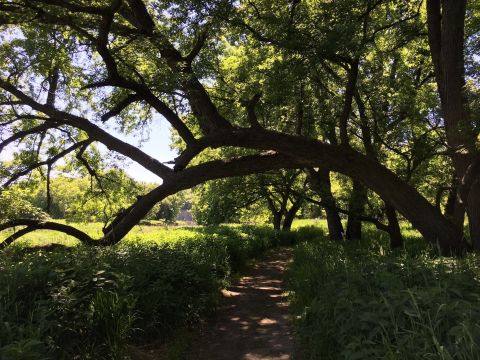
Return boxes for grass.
[0,223,322,360]
[1,218,329,248]
[288,227,480,359]
[3,218,477,359]
[0,220,201,247]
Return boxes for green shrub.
[0,224,308,359]
[288,237,480,360]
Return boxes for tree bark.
[467,183,480,250]
[427,0,479,248]
[0,219,95,248]
[444,188,456,218]
[308,168,344,241]
[346,180,367,240]
[385,203,403,249]
[99,130,465,253]
[265,189,287,231]
[339,58,359,146]
[45,164,52,214]
[282,196,303,231]
[443,175,466,228]
[273,212,282,231]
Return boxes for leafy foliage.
[0,189,48,222]
[28,170,147,223]
[289,233,480,359]
[147,192,190,224]
[0,224,319,359]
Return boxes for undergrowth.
[288,234,480,360]
[0,225,320,360]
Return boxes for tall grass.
[0,225,321,359]
[288,233,480,359]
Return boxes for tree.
[426,0,480,249]
[192,170,306,230]
[0,0,478,253]
[192,176,262,226]
[29,169,146,223]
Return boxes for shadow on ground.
[190,247,294,360]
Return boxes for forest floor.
[189,247,295,360]
[131,247,295,360]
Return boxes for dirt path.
[190,247,294,360]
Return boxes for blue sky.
[111,114,177,184]
[0,114,177,185]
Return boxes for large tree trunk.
[282,197,303,231]
[308,168,344,241]
[273,212,282,231]
[263,185,286,231]
[427,0,479,248]
[467,183,480,250]
[385,203,403,249]
[346,181,367,240]
[443,176,466,228]
[444,185,457,218]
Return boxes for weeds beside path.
[190,247,294,360]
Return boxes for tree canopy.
[0,0,479,253]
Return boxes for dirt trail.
[190,247,295,360]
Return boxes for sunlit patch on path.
[191,247,294,360]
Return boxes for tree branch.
[101,151,306,244]
[339,58,359,146]
[185,26,210,64]
[125,0,155,34]
[28,0,109,15]
[0,78,174,179]
[0,122,57,152]
[0,219,95,248]
[101,93,142,122]
[302,194,389,232]
[3,140,89,187]
[240,93,262,129]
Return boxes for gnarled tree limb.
[0,219,95,248]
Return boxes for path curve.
[190,247,294,360]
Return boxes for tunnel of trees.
[0,0,479,254]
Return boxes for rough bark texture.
[385,203,403,249]
[427,0,479,248]
[346,181,367,240]
[308,168,344,241]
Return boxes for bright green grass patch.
[1,219,329,248]
[0,220,202,247]
[288,234,480,360]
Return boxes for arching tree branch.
[3,140,89,187]
[0,122,57,152]
[0,219,95,248]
